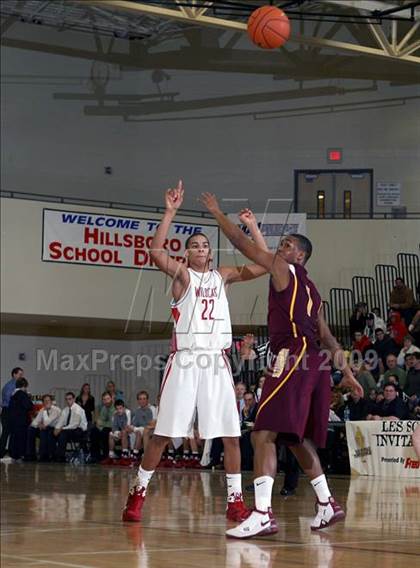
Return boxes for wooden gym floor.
[1,463,419,568]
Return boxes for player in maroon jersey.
[201,193,363,538]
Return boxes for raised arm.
[200,193,289,289]
[318,311,364,397]
[150,181,189,286]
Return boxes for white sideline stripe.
[1,555,94,568]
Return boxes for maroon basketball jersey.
[268,263,322,353]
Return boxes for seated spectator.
[372,328,400,372]
[352,331,371,355]
[389,277,417,326]
[397,335,420,367]
[330,388,344,416]
[349,303,368,337]
[383,354,407,389]
[90,391,115,462]
[255,374,266,402]
[367,383,409,421]
[76,383,95,425]
[408,310,420,345]
[388,311,408,346]
[127,391,154,461]
[26,395,61,462]
[235,382,246,415]
[54,392,87,462]
[404,352,420,398]
[102,399,130,465]
[364,312,386,342]
[241,392,258,429]
[339,391,368,421]
[106,380,124,403]
[351,362,377,398]
[8,378,33,462]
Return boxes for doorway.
[294,169,373,218]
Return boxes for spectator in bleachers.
[388,311,408,346]
[366,383,408,421]
[349,303,368,337]
[255,374,265,403]
[339,391,368,421]
[352,331,371,355]
[390,277,417,326]
[371,328,400,372]
[76,384,95,425]
[351,362,377,398]
[106,380,124,403]
[103,399,130,466]
[404,352,420,398]
[330,388,344,416]
[127,391,154,461]
[26,394,61,462]
[397,335,420,367]
[383,353,407,389]
[90,391,115,462]
[408,310,420,346]
[235,382,246,415]
[240,392,257,471]
[54,392,87,462]
[364,312,386,343]
[8,378,33,462]
[0,367,24,459]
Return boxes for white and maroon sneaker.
[311,497,345,531]
[226,508,278,539]
[122,485,146,522]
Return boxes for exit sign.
[327,148,343,163]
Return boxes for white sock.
[310,474,331,503]
[137,466,154,492]
[254,476,274,512]
[109,451,116,458]
[226,473,242,502]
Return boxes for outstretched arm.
[318,311,364,397]
[201,193,289,289]
[150,181,188,285]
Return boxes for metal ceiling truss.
[1,0,420,64]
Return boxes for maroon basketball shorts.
[254,337,331,448]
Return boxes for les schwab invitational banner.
[42,209,220,270]
[346,420,419,478]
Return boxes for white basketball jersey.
[171,269,232,351]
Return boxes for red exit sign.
[327,148,343,163]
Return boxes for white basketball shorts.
[154,350,240,439]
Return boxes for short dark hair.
[395,276,404,282]
[185,232,210,249]
[383,383,397,391]
[115,399,125,407]
[16,378,28,389]
[11,367,23,377]
[137,390,149,399]
[375,328,384,333]
[289,233,312,263]
[65,391,75,398]
[102,390,112,398]
[42,394,52,403]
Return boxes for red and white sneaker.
[311,497,345,531]
[226,495,251,522]
[122,485,146,522]
[189,457,202,469]
[226,508,278,539]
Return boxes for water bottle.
[343,406,351,422]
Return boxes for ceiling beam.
[75,0,420,63]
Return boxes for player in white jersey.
[123,180,268,524]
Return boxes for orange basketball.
[247,5,291,49]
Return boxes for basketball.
[247,5,291,49]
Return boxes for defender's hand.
[200,192,221,215]
[238,208,258,228]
